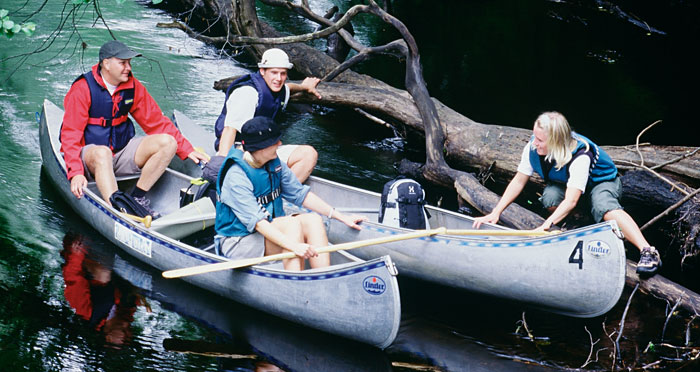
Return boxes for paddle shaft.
[162,227,446,279]
[444,229,557,237]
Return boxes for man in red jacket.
[61,40,208,216]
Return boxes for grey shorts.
[215,233,266,259]
[80,137,144,181]
[539,177,623,223]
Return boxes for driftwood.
[157,0,700,313]
[626,260,700,316]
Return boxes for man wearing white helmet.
[210,48,321,183]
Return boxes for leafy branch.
[1,9,36,38]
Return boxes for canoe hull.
[297,177,627,318]
[39,100,401,348]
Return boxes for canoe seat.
[151,198,216,240]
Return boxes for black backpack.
[179,178,217,208]
[178,154,224,207]
[109,190,151,218]
[378,178,430,229]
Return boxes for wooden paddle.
[121,212,153,228]
[162,227,447,279]
[444,229,559,237]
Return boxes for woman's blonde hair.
[534,111,582,170]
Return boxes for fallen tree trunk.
[626,260,700,316]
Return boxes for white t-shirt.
[104,80,118,96]
[517,142,592,192]
[223,85,290,132]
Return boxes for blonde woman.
[473,112,660,277]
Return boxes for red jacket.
[61,63,194,181]
[61,240,121,330]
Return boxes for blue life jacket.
[80,71,136,152]
[215,149,284,237]
[529,133,617,188]
[214,72,288,151]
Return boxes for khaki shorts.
[276,144,298,164]
[80,137,144,181]
[539,177,623,223]
[215,233,266,259]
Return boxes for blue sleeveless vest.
[215,149,284,237]
[80,71,136,152]
[214,72,288,151]
[529,133,617,187]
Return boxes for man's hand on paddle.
[289,242,318,260]
[70,175,87,199]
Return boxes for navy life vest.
[80,71,136,152]
[529,133,617,188]
[214,72,288,152]
[215,149,284,237]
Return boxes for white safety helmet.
[257,48,294,69]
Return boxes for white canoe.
[39,100,401,348]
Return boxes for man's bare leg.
[297,213,330,268]
[83,145,118,203]
[266,216,305,271]
[132,134,177,192]
[285,145,317,183]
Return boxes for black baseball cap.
[99,40,142,61]
[240,117,282,152]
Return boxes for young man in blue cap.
[214,116,365,271]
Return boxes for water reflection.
[60,233,148,347]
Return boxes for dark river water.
[1,0,698,371]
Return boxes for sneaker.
[134,196,162,219]
[636,247,661,277]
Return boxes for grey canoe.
[171,109,626,318]
[39,100,401,349]
[289,177,627,318]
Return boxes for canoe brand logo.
[363,276,386,295]
[585,240,611,258]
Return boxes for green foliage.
[1,9,36,38]
[3,0,163,39]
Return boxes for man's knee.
[273,216,304,239]
[137,134,177,164]
[152,134,177,153]
[293,145,317,165]
[85,146,113,169]
[299,213,323,230]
